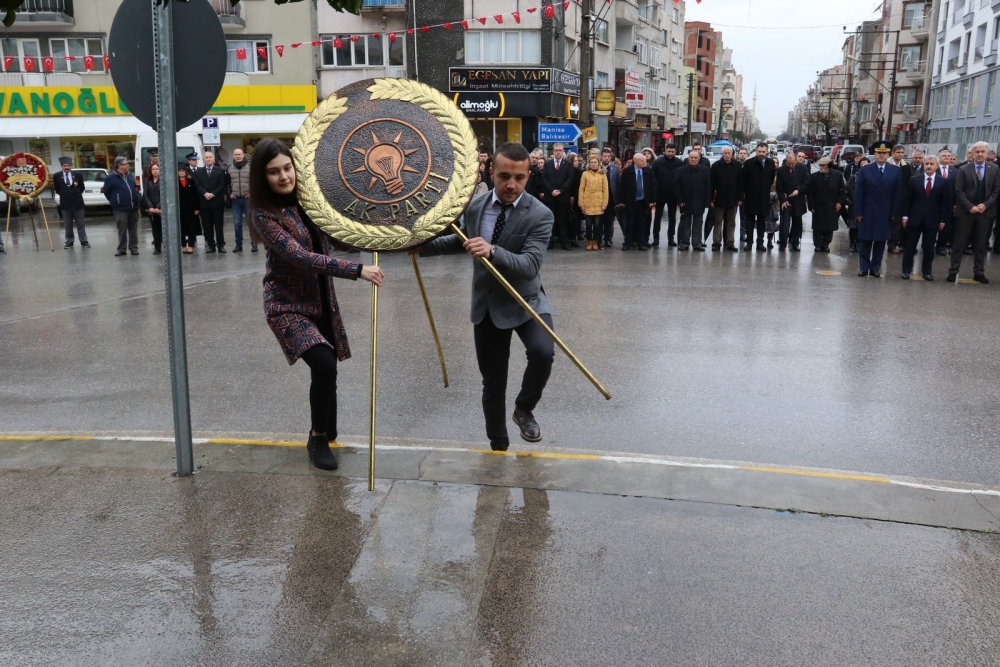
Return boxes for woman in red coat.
[249,138,385,470]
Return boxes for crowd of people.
[506,138,1000,282]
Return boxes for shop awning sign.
[202,117,220,146]
[625,92,645,109]
[624,69,641,93]
[538,123,582,143]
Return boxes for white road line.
[890,480,1000,497]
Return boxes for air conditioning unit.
[650,66,661,79]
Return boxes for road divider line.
[890,479,1000,497]
[741,465,891,483]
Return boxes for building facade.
[683,20,720,144]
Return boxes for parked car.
[53,168,111,208]
[832,144,865,167]
[796,146,823,163]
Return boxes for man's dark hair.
[493,142,531,164]
[601,146,613,154]
[249,137,295,215]
[692,141,701,148]
[665,143,676,150]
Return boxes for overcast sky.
[685,0,883,135]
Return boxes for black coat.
[193,165,227,211]
[900,173,951,230]
[618,164,657,209]
[651,155,683,202]
[741,156,776,215]
[178,176,202,237]
[541,158,575,202]
[53,170,85,211]
[776,163,810,217]
[141,178,161,218]
[675,163,712,212]
[806,170,847,232]
[525,164,545,200]
[710,159,742,208]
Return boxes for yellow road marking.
[815,270,841,276]
[472,449,603,460]
[0,435,95,442]
[957,278,979,284]
[208,437,310,448]
[741,465,890,483]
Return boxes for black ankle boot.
[306,433,338,470]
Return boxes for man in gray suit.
[418,142,556,451]
[948,141,1000,283]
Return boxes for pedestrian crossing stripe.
[815,270,841,276]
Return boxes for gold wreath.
[0,152,51,200]
[294,79,478,251]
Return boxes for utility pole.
[845,69,853,139]
[885,30,898,141]
[579,0,593,127]
[686,72,695,147]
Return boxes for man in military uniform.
[852,140,901,277]
[52,156,89,249]
[184,152,199,178]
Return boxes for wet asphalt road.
[1,205,999,485]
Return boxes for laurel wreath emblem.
[293,79,478,251]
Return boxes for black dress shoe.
[858,270,868,277]
[490,441,509,452]
[711,244,721,251]
[218,247,227,253]
[870,270,881,278]
[512,409,542,443]
[901,273,910,280]
[251,244,259,252]
[638,244,649,251]
[974,274,990,284]
[792,245,801,252]
[947,273,957,282]
[743,244,752,251]
[306,433,339,470]
[621,244,629,251]
[652,241,660,247]
[668,240,678,248]
[923,274,934,281]
[131,250,139,255]
[756,244,766,252]
[570,240,580,248]
[936,248,948,256]
[561,244,572,250]
[233,245,243,253]
[64,243,73,249]
[115,250,126,257]
[725,245,738,252]
[678,244,689,251]
[153,248,162,255]
[81,242,90,248]
[694,245,706,252]
[205,247,217,254]
[964,247,974,255]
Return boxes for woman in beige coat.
[578,155,609,250]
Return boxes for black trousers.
[301,344,339,436]
[889,216,903,249]
[624,200,651,247]
[600,204,618,245]
[148,214,162,249]
[473,312,555,450]
[546,197,570,247]
[902,225,938,276]
[949,214,991,276]
[200,206,226,249]
[812,230,833,250]
[652,198,676,243]
[779,209,803,248]
[936,218,953,250]
[745,210,767,247]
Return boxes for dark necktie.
[207,167,212,177]
[65,173,71,185]
[926,177,932,196]
[879,165,884,175]
[977,165,984,181]
[491,203,513,244]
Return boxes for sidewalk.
[2,436,999,666]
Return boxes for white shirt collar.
[490,190,523,209]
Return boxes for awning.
[0,113,308,138]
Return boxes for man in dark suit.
[741,143,777,251]
[618,152,657,250]
[52,156,89,249]
[525,149,545,200]
[900,155,951,280]
[775,152,810,251]
[708,146,741,251]
[418,142,555,451]
[888,144,915,254]
[651,144,683,247]
[853,141,902,277]
[935,149,957,255]
[948,141,1000,283]
[194,151,228,253]
[600,147,621,249]
[540,142,576,250]
[676,149,712,251]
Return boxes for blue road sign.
[538,123,582,143]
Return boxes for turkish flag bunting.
[2,56,11,71]
[406,28,414,34]
[24,57,37,71]
[562,1,570,9]
[388,32,397,43]
[349,36,360,42]
[419,26,430,32]
[333,38,343,48]
[512,11,521,22]
[477,16,487,24]
[42,57,54,72]
[544,4,555,18]
[257,47,267,59]
[459,20,468,29]
[443,22,452,29]
[103,55,110,69]
[312,40,322,46]
[236,48,247,60]
[275,45,284,57]
[291,42,302,48]
[372,33,380,39]
[527,6,537,11]
[494,14,503,23]
[83,55,95,70]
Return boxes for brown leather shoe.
[512,409,542,443]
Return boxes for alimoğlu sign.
[449,67,551,93]
[295,78,478,252]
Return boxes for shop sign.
[634,114,649,129]
[552,69,581,97]
[451,92,549,118]
[613,101,628,117]
[581,126,597,143]
[594,89,615,115]
[625,92,645,109]
[449,67,551,93]
[564,96,580,119]
[625,69,641,92]
[691,121,707,133]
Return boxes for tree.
[2,0,363,27]
[776,132,792,142]
[804,105,844,146]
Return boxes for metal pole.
[579,0,592,128]
[153,0,194,476]
[368,251,380,491]
[886,31,898,141]
[687,72,694,148]
[846,69,853,139]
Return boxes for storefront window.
[28,139,51,165]
[468,119,523,154]
[59,139,134,170]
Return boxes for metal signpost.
[538,123,583,144]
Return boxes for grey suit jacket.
[954,161,1000,220]
[421,191,554,328]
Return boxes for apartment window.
[958,79,971,117]
[595,18,609,44]
[859,102,872,122]
[227,39,270,73]
[963,30,972,64]
[596,71,609,89]
[651,46,661,68]
[672,7,679,23]
[896,88,917,112]
[975,23,988,61]
[636,36,649,65]
[0,38,40,73]
[464,31,541,64]
[49,38,105,73]
[900,45,921,69]
[945,82,957,117]
[986,71,997,114]
[903,2,926,29]
[649,80,658,107]
[953,0,965,25]
[948,38,961,70]
[969,74,981,115]
[321,34,403,68]
[993,17,1000,49]
[671,38,680,55]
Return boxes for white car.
[53,168,111,208]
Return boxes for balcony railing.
[975,45,986,61]
[17,0,73,14]
[948,56,960,71]
[210,0,244,27]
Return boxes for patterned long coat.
[251,206,361,364]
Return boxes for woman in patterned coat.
[249,138,385,470]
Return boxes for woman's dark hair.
[249,137,295,214]
[144,163,160,181]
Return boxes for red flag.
[562,1,570,9]
[257,47,267,59]
[419,26,430,32]
[2,56,11,71]
[275,45,284,57]
[103,55,110,70]
[24,57,37,71]
[512,11,521,22]
[477,16,487,24]
[83,55,94,70]
[494,14,503,23]
[371,33,380,39]
[333,38,343,48]
[42,57,54,72]
[388,32,397,44]
[291,42,303,48]
[443,22,452,29]
[312,40,322,46]
[406,28,414,34]
[459,19,468,29]
[349,35,360,42]
[544,4,555,18]
[65,56,76,61]
[236,48,247,60]
[527,6,537,11]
